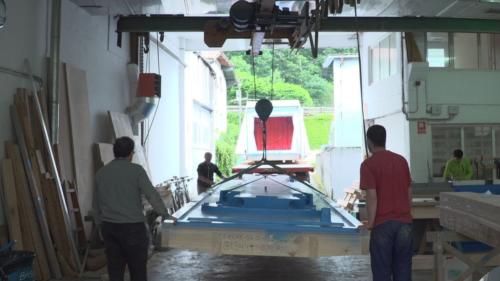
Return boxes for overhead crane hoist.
[210,0,359,57]
[116,0,500,58]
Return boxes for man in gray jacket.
[93,136,174,281]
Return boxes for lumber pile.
[0,63,104,279]
[440,192,500,248]
[1,89,76,279]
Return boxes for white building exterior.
[360,31,500,183]
[316,56,364,200]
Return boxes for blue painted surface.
[452,184,500,195]
[170,174,361,234]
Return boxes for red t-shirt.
[360,150,412,226]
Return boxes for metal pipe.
[48,0,62,144]
[0,65,43,85]
[26,59,82,268]
[117,15,500,33]
[150,35,187,67]
[10,106,63,278]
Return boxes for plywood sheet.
[440,192,500,225]
[95,143,114,169]
[107,112,151,176]
[108,111,134,138]
[1,159,24,250]
[64,63,94,237]
[440,207,500,248]
[440,192,500,248]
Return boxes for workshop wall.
[0,0,47,162]
[408,66,500,182]
[60,0,131,143]
[0,0,131,225]
[142,36,184,185]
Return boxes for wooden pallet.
[340,187,363,212]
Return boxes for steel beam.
[117,15,225,32]
[117,15,500,33]
[321,17,500,33]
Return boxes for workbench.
[432,192,500,281]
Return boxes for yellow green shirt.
[443,158,473,181]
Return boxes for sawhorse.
[428,231,500,281]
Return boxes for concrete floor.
[146,249,433,281]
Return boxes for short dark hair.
[113,137,135,158]
[453,149,463,159]
[366,125,386,147]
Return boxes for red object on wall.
[417,121,426,134]
[137,73,161,98]
[254,117,294,150]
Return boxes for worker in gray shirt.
[93,136,174,281]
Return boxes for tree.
[304,76,333,106]
[227,47,354,106]
[273,82,313,106]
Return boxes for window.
[192,103,212,149]
[432,126,461,177]
[494,34,500,70]
[380,36,390,80]
[479,33,494,69]
[370,46,380,84]
[432,125,499,180]
[454,33,478,69]
[427,32,450,67]
[405,32,426,62]
[389,33,398,75]
[424,32,500,70]
[369,33,398,84]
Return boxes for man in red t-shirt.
[360,125,413,281]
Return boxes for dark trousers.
[197,182,210,195]
[101,222,149,281]
[370,220,413,281]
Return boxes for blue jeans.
[370,220,413,281]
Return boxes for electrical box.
[448,105,459,115]
[137,73,161,98]
[427,104,442,115]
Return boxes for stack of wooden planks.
[440,192,500,248]
[0,63,99,280]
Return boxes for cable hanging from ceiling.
[144,32,162,145]
[252,54,257,100]
[353,0,369,155]
[271,42,275,101]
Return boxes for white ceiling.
[70,0,500,50]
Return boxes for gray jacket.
[93,158,168,224]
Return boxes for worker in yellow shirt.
[443,149,473,181]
